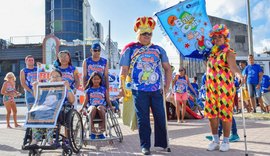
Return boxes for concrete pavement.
[0,105,270,156]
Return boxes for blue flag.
[155,0,212,59]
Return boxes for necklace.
[211,43,230,55]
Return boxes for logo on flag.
[155,0,212,59]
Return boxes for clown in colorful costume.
[204,24,243,152]
[204,44,236,122]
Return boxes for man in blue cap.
[82,42,109,90]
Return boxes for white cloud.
[252,1,265,20]
[205,0,245,19]
[254,38,270,53]
[152,0,181,8]
[0,0,45,43]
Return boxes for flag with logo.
[155,0,212,59]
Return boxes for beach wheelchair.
[21,82,84,155]
[81,104,123,145]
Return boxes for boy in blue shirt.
[261,74,270,113]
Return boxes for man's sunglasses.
[141,32,152,36]
[93,50,100,52]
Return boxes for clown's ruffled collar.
[210,43,230,55]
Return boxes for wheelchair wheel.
[28,149,41,156]
[107,110,123,142]
[23,128,32,147]
[62,146,73,156]
[66,109,83,154]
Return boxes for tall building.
[45,0,84,41]
[45,0,102,42]
[96,22,104,42]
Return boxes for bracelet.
[68,89,73,93]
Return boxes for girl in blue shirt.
[172,68,197,123]
[81,72,113,139]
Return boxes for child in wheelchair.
[80,71,113,140]
[30,69,75,147]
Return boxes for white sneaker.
[219,142,230,152]
[207,141,219,151]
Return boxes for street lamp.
[83,0,90,60]
[246,0,253,55]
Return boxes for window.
[63,0,73,8]
[12,63,16,73]
[235,35,245,43]
[54,9,62,20]
[63,9,73,20]
[54,0,61,8]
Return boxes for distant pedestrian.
[238,61,252,113]
[244,55,265,113]
[172,67,197,123]
[189,76,199,97]
[1,72,22,128]
[20,55,37,110]
[261,74,270,113]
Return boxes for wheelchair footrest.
[22,144,59,150]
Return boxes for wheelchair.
[22,105,84,155]
[21,82,84,155]
[81,105,123,145]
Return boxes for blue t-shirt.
[23,67,37,90]
[57,65,77,89]
[241,66,246,75]
[234,77,240,93]
[120,42,169,92]
[85,86,106,107]
[174,75,188,93]
[189,82,198,95]
[244,64,263,84]
[200,73,206,98]
[261,75,270,93]
[85,57,107,87]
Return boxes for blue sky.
[0,0,270,60]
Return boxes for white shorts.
[262,92,270,106]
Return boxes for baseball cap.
[91,43,101,51]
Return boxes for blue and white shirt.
[23,67,37,90]
[85,86,106,107]
[85,57,107,87]
[120,43,169,92]
[57,65,77,90]
[174,75,188,94]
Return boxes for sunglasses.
[51,75,61,79]
[179,70,184,72]
[141,32,152,36]
[93,50,100,52]
[212,35,224,40]
[27,58,34,62]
